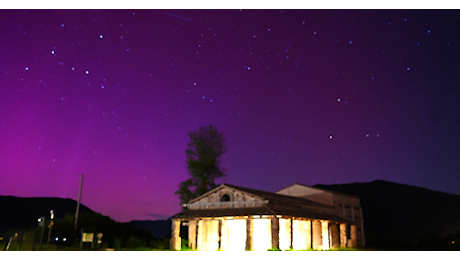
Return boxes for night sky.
[1,9,459,223]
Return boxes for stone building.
[170,183,365,251]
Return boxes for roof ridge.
[282,182,360,198]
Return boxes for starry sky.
[1,9,459,223]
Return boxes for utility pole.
[74,174,84,231]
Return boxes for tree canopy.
[175,125,227,205]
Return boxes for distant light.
[349,41,352,44]
[366,134,369,137]
[338,98,341,102]
[99,34,103,39]
[329,135,333,139]
[86,70,89,74]
[72,67,75,70]
[51,50,55,55]
[247,67,250,70]
[407,67,410,71]
[63,238,66,241]
[25,67,28,71]
[55,237,58,241]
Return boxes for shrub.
[126,236,146,249]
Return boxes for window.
[221,194,230,202]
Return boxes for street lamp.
[47,210,54,246]
[38,216,45,248]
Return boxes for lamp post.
[47,210,54,246]
[38,216,45,249]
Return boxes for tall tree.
[175,125,227,205]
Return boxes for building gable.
[185,185,267,210]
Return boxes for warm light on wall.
[225,219,247,251]
[279,218,291,250]
[292,219,310,250]
[252,218,272,251]
[197,220,219,250]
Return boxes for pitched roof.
[188,183,333,208]
[278,183,360,199]
[222,183,333,208]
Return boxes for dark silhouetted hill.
[314,180,460,248]
[0,195,94,232]
[128,219,172,240]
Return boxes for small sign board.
[82,233,94,242]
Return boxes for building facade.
[170,183,365,251]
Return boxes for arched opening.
[221,194,230,202]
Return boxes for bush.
[126,236,146,249]
[114,237,122,250]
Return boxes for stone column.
[321,220,329,250]
[197,220,204,250]
[271,217,279,250]
[312,220,322,250]
[279,218,291,251]
[188,220,197,250]
[246,217,253,250]
[170,219,181,250]
[339,223,347,248]
[306,220,312,249]
[330,222,339,249]
[350,224,357,248]
[220,219,228,251]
